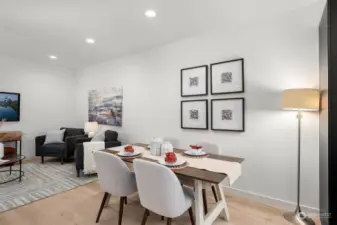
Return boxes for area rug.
[0,162,97,213]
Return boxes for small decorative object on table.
[184,144,208,157]
[117,145,141,158]
[158,152,187,169]
[150,137,163,156]
[161,141,173,156]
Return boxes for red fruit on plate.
[165,152,177,163]
[124,145,134,153]
[190,145,202,150]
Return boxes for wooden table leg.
[194,180,204,225]
[215,184,230,221]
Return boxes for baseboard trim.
[222,185,319,214]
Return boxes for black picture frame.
[181,99,208,130]
[181,65,208,97]
[0,91,21,122]
[210,58,245,95]
[211,98,245,132]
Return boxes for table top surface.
[102,143,244,184]
[0,155,25,166]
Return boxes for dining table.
[102,143,244,225]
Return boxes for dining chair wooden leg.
[202,188,208,214]
[125,197,127,204]
[211,185,218,202]
[96,192,109,223]
[188,207,195,225]
[118,197,125,225]
[166,218,172,225]
[141,209,150,225]
[161,216,164,221]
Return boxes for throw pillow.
[44,129,66,144]
[91,131,105,142]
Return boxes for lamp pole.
[283,111,315,225]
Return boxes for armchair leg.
[61,157,64,165]
[41,156,44,164]
[77,169,80,177]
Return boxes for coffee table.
[0,155,25,184]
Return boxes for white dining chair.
[93,151,137,225]
[180,142,220,214]
[133,159,195,225]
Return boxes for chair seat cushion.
[40,143,65,155]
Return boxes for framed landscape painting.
[211,98,245,132]
[181,65,208,97]
[211,59,244,95]
[181,100,208,130]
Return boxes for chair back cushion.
[93,151,137,196]
[133,159,188,218]
[61,127,85,141]
[104,130,118,142]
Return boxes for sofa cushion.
[40,143,66,155]
[61,128,85,141]
[105,130,118,142]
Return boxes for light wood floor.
[0,181,321,225]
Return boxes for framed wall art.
[211,98,245,132]
[181,65,208,97]
[181,99,208,130]
[210,58,244,95]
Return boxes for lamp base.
[88,132,95,138]
[283,211,315,225]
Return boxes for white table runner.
[109,145,242,185]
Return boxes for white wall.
[75,24,319,209]
[0,56,77,158]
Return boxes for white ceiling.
[0,0,326,69]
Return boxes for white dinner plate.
[184,150,207,156]
[117,151,141,157]
[158,158,186,167]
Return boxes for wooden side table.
[0,131,24,183]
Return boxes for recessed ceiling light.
[145,10,156,18]
[86,38,95,44]
[49,55,57,60]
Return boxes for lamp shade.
[84,122,99,133]
[282,88,319,111]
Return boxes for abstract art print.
[88,87,123,126]
[181,65,208,97]
[211,59,244,94]
[211,98,245,132]
[181,100,208,130]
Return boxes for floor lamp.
[282,88,319,225]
